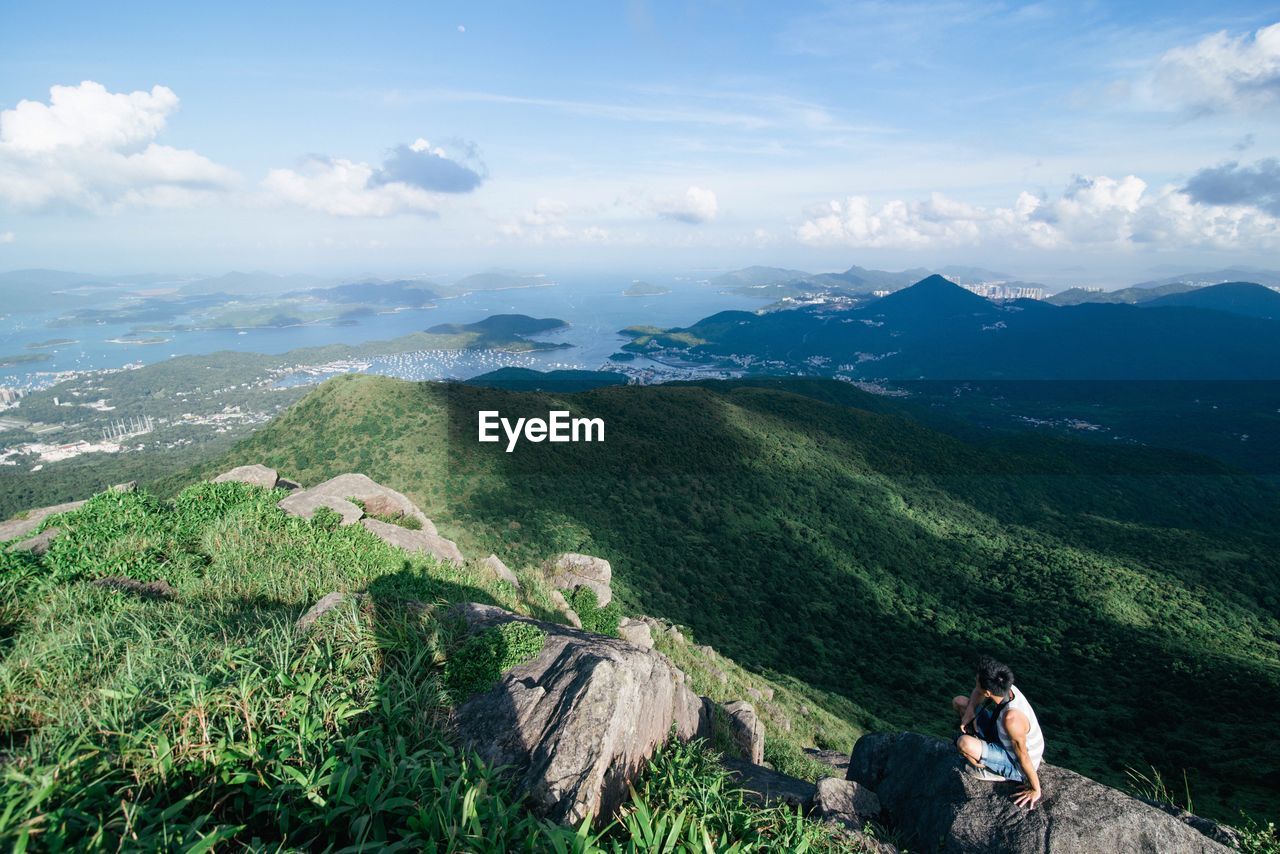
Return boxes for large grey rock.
[213,464,280,489]
[847,732,1232,853]
[0,500,84,542]
[7,527,61,556]
[811,777,881,829]
[359,518,463,565]
[277,473,437,532]
[549,552,612,607]
[617,617,653,649]
[306,473,434,532]
[721,757,815,809]
[278,492,364,525]
[722,700,764,765]
[453,603,711,826]
[481,554,520,587]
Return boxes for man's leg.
[955,733,986,767]
[952,694,987,766]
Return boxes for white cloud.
[262,137,485,217]
[0,81,237,211]
[262,156,442,217]
[797,174,1280,251]
[0,231,13,244]
[1153,22,1280,113]
[654,185,719,223]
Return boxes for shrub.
[566,586,621,637]
[444,622,546,700]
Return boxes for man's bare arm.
[1004,709,1042,809]
[960,678,984,731]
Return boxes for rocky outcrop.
[721,757,815,809]
[481,554,520,587]
[277,473,435,531]
[359,518,463,565]
[617,617,653,649]
[278,491,363,525]
[213,464,280,490]
[0,500,84,542]
[722,700,764,765]
[549,553,612,606]
[811,777,881,829]
[452,603,711,826]
[7,527,61,556]
[847,732,1232,853]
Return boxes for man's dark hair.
[976,655,1014,699]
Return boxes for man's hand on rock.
[1012,785,1042,810]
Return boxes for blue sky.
[2,0,1280,284]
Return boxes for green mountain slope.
[175,374,1280,821]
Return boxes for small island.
[425,314,572,352]
[25,338,79,350]
[623,281,671,297]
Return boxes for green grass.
[445,621,547,700]
[165,374,1280,823]
[0,481,862,850]
[567,586,622,637]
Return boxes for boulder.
[7,526,61,556]
[213,464,280,489]
[359,518,463,565]
[847,732,1232,853]
[0,500,84,542]
[1138,799,1242,849]
[722,700,765,764]
[549,589,582,628]
[549,552,612,607]
[811,777,881,829]
[453,603,711,826]
[277,473,436,532]
[109,481,137,493]
[481,554,520,588]
[721,757,815,809]
[617,617,653,649]
[277,492,363,525]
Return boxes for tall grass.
[0,482,864,851]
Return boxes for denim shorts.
[974,707,1025,782]
[978,738,1026,781]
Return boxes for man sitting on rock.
[952,655,1044,810]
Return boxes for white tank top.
[996,685,1044,768]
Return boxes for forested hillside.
[173,374,1280,821]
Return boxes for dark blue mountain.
[1141,282,1280,319]
[622,276,1280,380]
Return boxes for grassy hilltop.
[167,373,1280,823]
[0,480,863,850]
